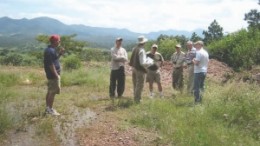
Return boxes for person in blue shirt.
[44,34,64,116]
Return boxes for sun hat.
[175,44,182,48]
[116,37,123,41]
[137,35,148,44]
[152,44,158,48]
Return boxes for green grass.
[130,82,260,146]
[0,63,259,146]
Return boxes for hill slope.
[0,16,202,48]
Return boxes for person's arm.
[193,53,200,66]
[49,64,60,79]
[111,48,127,62]
[57,47,65,58]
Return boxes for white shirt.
[194,48,209,73]
[111,47,128,70]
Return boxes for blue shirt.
[44,46,61,79]
[194,48,209,73]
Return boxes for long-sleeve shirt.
[111,47,128,70]
[171,51,186,68]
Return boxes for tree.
[36,34,87,55]
[190,32,202,42]
[244,9,260,30]
[203,19,224,45]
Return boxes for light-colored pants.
[132,68,145,103]
[187,65,194,93]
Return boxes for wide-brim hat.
[175,44,182,48]
[116,37,123,41]
[137,35,148,44]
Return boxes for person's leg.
[187,66,194,93]
[172,70,177,89]
[132,69,137,97]
[147,71,154,97]
[46,92,55,108]
[134,70,145,103]
[200,72,206,92]
[194,73,200,103]
[117,66,125,97]
[109,70,117,97]
[179,69,184,93]
[46,79,60,115]
[155,71,163,97]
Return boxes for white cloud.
[0,0,259,33]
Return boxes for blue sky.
[0,0,259,33]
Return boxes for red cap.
[49,34,60,43]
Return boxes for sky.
[0,0,259,33]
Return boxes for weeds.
[130,82,260,145]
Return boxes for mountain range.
[0,16,203,48]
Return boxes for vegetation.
[208,28,260,70]
[203,19,224,45]
[0,62,259,145]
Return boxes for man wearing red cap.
[44,34,64,116]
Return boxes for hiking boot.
[45,107,60,116]
[51,108,60,116]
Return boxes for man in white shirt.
[192,41,209,103]
[109,37,128,98]
[129,36,153,103]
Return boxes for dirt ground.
[78,59,235,146]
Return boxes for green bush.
[62,54,82,70]
[208,29,260,70]
[0,53,23,66]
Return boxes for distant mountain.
[0,17,203,48]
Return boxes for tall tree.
[203,19,224,45]
[244,9,260,30]
[190,32,202,42]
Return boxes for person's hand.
[59,47,65,56]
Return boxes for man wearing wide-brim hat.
[129,36,153,103]
[171,44,186,94]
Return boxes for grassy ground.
[0,63,259,146]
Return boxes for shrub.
[208,29,260,70]
[0,53,23,66]
[62,54,82,70]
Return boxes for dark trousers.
[194,72,206,103]
[109,66,125,97]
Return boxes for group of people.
[43,34,209,116]
[109,36,209,104]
